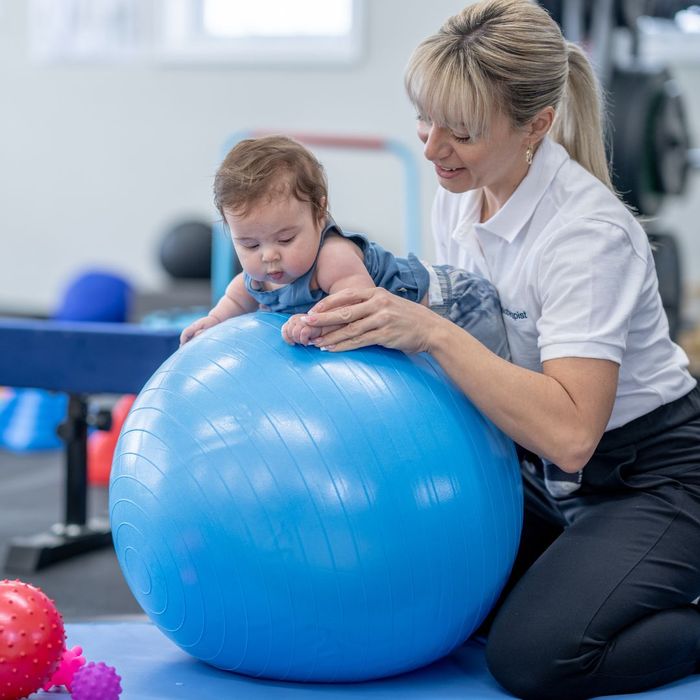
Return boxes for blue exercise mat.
[25,622,700,699]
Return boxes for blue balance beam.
[0,317,180,394]
[0,317,180,572]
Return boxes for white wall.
[1,0,699,316]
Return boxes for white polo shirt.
[432,135,695,430]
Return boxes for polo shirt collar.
[474,135,569,243]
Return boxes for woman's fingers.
[311,314,379,349]
[309,287,375,315]
[303,302,371,330]
[318,331,380,352]
[304,289,391,330]
[305,288,383,328]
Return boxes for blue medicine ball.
[110,313,522,682]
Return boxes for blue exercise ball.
[109,312,522,682]
[53,269,132,323]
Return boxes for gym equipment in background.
[0,388,67,452]
[53,269,132,323]
[159,219,215,280]
[539,1,696,217]
[0,318,180,572]
[649,231,684,340]
[110,313,523,681]
[87,394,136,487]
[609,64,691,217]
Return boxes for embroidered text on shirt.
[502,308,528,320]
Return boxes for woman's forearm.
[426,317,613,472]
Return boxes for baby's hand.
[281,314,324,346]
[180,315,220,346]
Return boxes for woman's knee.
[485,625,549,699]
[485,611,596,700]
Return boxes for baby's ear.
[316,197,328,225]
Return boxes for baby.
[180,135,509,360]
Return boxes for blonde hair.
[405,0,613,189]
[214,135,328,221]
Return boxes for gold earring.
[525,144,533,165]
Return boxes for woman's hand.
[300,287,441,354]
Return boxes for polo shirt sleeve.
[536,220,650,364]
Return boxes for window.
[29,0,149,63]
[158,0,363,65]
[28,0,365,65]
[203,0,353,38]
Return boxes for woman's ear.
[529,106,556,143]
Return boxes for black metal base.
[4,518,112,573]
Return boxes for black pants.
[485,388,700,700]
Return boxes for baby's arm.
[282,235,375,346]
[180,273,257,345]
[315,234,376,294]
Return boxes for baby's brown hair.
[214,135,328,223]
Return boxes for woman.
[297,1,700,698]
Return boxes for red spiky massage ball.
[0,579,65,700]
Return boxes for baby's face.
[226,195,324,288]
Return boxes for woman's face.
[416,109,530,203]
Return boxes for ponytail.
[550,42,613,190]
